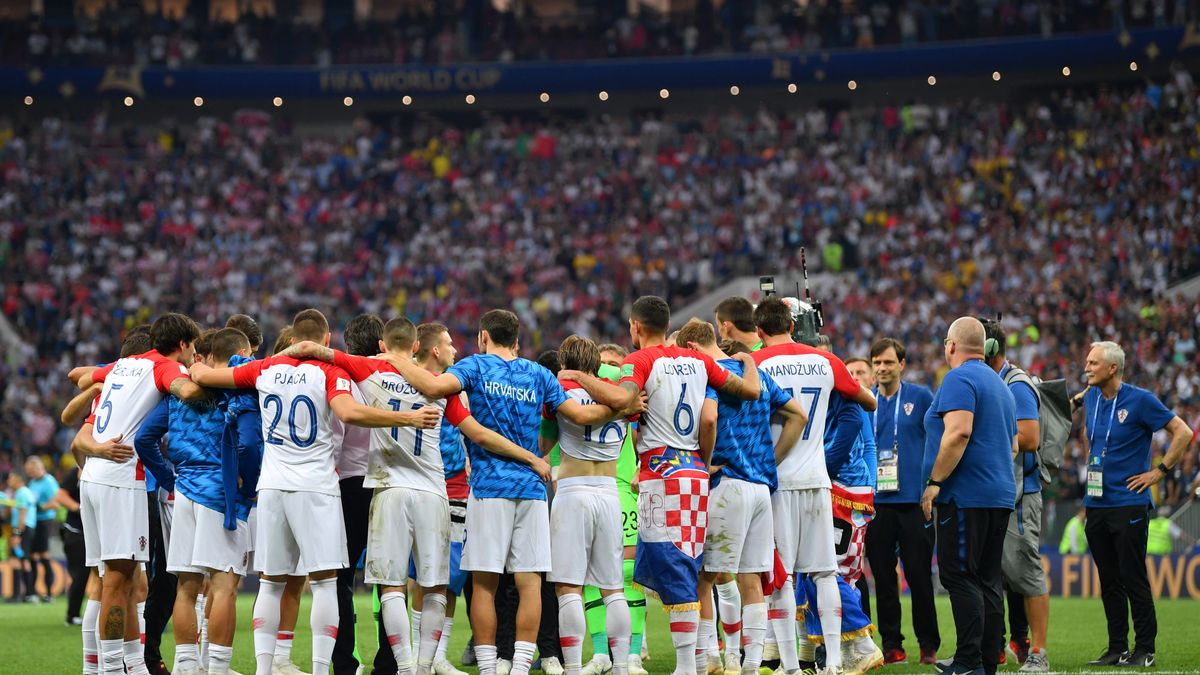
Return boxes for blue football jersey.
[706,359,792,491]
[447,354,567,500]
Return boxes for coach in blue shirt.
[1080,341,1194,668]
[921,318,1017,675]
[863,337,939,665]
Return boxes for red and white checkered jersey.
[333,352,468,497]
[619,344,730,453]
[544,380,628,463]
[752,342,860,490]
[83,350,191,489]
[232,355,354,496]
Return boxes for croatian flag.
[634,447,710,606]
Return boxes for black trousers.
[333,476,399,675]
[1085,505,1157,654]
[63,527,88,620]
[143,494,176,668]
[864,502,940,651]
[936,503,1009,675]
[1005,589,1028,643]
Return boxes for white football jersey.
[619,344,730,453]
[232,355,354,496]
[333,382,369,479]
[83,350,191,489]
[549,381,627,462]
[334,352,454,496]
[752,342,861,490]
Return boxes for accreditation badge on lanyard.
[876,385,901,493]
[1086,389,1120,499]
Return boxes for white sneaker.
[174,668,204,675]
[1018,651,1050,673]
[840,640,883,675]
[434,659,469,675]
[355,667,364,675]
[707,654,724,674]
[581,653,612,675]
[272,658,311,675]
[762,643,779,661]
[497,658,513,675]
[723,652,741,675]
[628,654,649,675]
[541,656,565,675]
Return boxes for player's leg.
[251,490,296,675]
[172,572,205,674]
[697,572,719,675]
[550,483,597,675]
[590,486,630,675]
[412,492,452,675]
[733,484,773,675]
[618,480,645,675]
[83,569,102,674]
[124,568,151,675]
[367,488,419,672]
[768,490,801,675]
[205,570,241,675]
[582,585,608,662]
[195,505,252,675]
[96,483,149,675]
[504,498,551,675]
[276,575,307,671]
[293,488,349,675]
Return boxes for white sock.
[136,601,147,647]
[434,617,454,662]
[814,574,841,669]
[769,580,799,672]
[199,615,210,669]
[715,581,741,661]
[100,638,123,675]
[382,591,414,667]
[558,593,586,675]
[83,599,101,675]
[208,643,233,675]
[604,593,631,675]
[310,578,340,674]
[740,603,768,672]
[668,607,699,675]
[475,644,498,675]
[418,593,448,674]
[696,617,714,675]
[511,640,536,675]
[252,580,284,675]
[194,594,205,641]
[274,629,295,662]
[174,643,199,672]
[123,638,150,675]
[411,608,423,657]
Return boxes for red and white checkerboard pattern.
[664,477,709,558]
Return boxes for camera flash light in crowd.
[539,92,550,103]
[465,94,476,105]
[992,71,1002,81]
[402,95,412,105]
[730,85,740,96]
[787,83,797,93]
[272,96,283,107]
[659,88,670,99]
[927,75,937,85]
[23,95,32,105]
[193,96,203,107]
[598,90,609,101]
[848,80,858,90]
[1130,61,1139,71]
[123,96,133,107]
[343,96,353,106]
[1062,66,1071,76]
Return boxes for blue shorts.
[409,540,467,595]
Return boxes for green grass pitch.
[1,594,1197,674]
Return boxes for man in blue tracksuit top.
[863,337,938,666]
[921,318,1017,675]
[136,328,260,675]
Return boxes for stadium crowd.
[0,0,1189,68]
[2,80,1200,513]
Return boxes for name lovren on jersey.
[660,362,699,376]
[482,381,537,402]
[761,362,830,378]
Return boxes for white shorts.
[255,489,348,576]
[81,482,150,570]
[772,487,837,574]
[703,478,774,574]
[167,492,251,576]
[548,477,624,588]
[364,487,450,588]
[462,496,550,574]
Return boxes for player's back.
[84,350,191,489]
[231,355,353,496]
[334,354,449,496]
[621,344,722,454]
[555,381,627,463]
[708,358,785,491]
[753,342,860,491]
[166,395,226,504]
[447,353,566,500]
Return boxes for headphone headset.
[979,316,1003,360]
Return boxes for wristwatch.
[1157,462,1171,475]
[927,478,944,488]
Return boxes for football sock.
[604,593,631,675]
[511,640,536,675]
[253,580,284,675]
[584,585,608,656]
[668,606,699,675]
[434,616,454,663]
[769,580,799,672]
[123,638,150,675]
[625,560,646,658]
[381,591,413,669]
[814,574,842,669]
[716,581,742,662]
[83,598,101,675]
[309,578,339,674]
[208,644,233,675]
[740,603,768,673]
[417,593,448,675]
[558,593,587,675]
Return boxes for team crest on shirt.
[904,402,914,416]
[336,377,351,391]
[138,536,147,552]
[1118,409,1128,424]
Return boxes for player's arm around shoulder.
[560,370,640,411]
[330,391,442,429]
[459,414,551,482]
[187,361,237,390]
[61,383,102,425]
[715,352,760,400]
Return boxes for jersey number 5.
[95,383,124,434]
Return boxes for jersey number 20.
[263,394,317,448]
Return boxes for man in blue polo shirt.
[864,337,939,666]
[23,456,60,603]
[921,318,1017,675]
[1080,341,1194,669]
[381,309,616,675]
[981,320,1049,673]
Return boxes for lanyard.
[1088,385,1121,463]
[874,382,902,443]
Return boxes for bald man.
[920,318,1018,675]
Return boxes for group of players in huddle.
[61,292,891,675]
